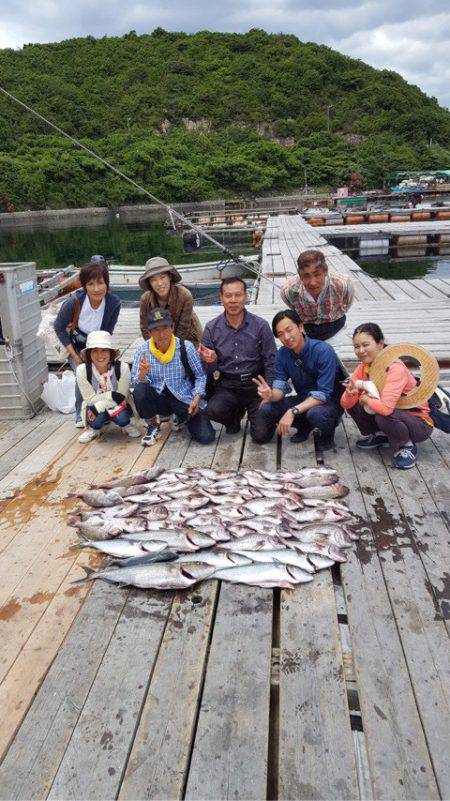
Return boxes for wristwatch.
[291,407,301,417]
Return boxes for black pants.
[253,395,342,445]
[304,316,346,341]
[206,382,266,441]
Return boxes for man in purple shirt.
[199,277,276,439]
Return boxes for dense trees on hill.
[0,28,449,210]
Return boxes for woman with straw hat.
[76,330,140,443]
[139,257,202,347]
[340,323,434,469]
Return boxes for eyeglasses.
[90,255,106,264]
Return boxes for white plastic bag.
[41,371,76,414]
[37,303,66,358]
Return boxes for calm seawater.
[3,216,448,282]
[0,218,254,271]
[357,255,450,280]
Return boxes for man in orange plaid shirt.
[280,250,354,342]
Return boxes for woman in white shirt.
[54,258,121,426]
[76,330,140,443]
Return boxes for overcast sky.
[1,1,449,108]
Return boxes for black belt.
[220,371,259,385]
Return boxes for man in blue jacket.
[131,308,215,447]
[252,309,343,450]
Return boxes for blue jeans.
[86,406,131,430]
[253,395,342,445]
[133,383,215,445]
[68,355,83,422]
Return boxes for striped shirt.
[280,273,354,325]
[131,338,207,408]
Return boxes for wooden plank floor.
[0,409,449,799]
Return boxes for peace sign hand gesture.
[252,375,272,404]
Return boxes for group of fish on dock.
[69,465,358,590]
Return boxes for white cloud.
[0,1,449,107]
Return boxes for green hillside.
[0,28,449,210]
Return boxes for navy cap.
[147,307,173,330]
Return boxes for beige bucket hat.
[139,257,182,291]
[81,330,119,360]
[370,343,440,408]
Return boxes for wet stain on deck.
[28,591,55,605]
[0,597,21,621]
[424,573,450,621]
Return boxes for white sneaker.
[78,428,100,443]
[75,420,84,429]
[124,421,140,438]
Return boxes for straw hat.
[81,330,119,360]
[369,343,439,409]
[139,257,181,291]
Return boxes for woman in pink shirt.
[341,323,433,469]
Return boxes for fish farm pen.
[0,215,449,800]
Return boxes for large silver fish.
[174,551,252,568]
[73,562,216,589]
[283,525,353,548]
[289,523,358,547]
[73,538,170,558]
[241,498,285,516]
[164,497,210,511]
[308,554,335,570]
[209,493,253,506]
[121,528,184,541]
[284,474,338,489]
[74,489,124,508]
[299,484,350,500]
[89,503,140,519]
[125,492,171,505]
[291,541,348,562]
[212,562,314,588]
[127,530,215,553]
[107,551,178,568]
[217,534,285,551]
[98,467,165,489]
[289,507,349,525]
[76,517,148,540]
[235,549,315,573]
[140,505,169,520]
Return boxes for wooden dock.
[0,403,449,800]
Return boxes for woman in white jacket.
[76,330,140,443]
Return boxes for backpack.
[427,386,450,433]
[179,340,195,386]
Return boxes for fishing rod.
[0,85,281,289]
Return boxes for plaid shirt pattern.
[131,338,207,408]
[280,272,354,325]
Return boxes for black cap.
[147,307,173,330]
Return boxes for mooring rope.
[0,85,281,290]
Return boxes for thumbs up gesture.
[138,352,152,382]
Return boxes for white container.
[0,262,48,419]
